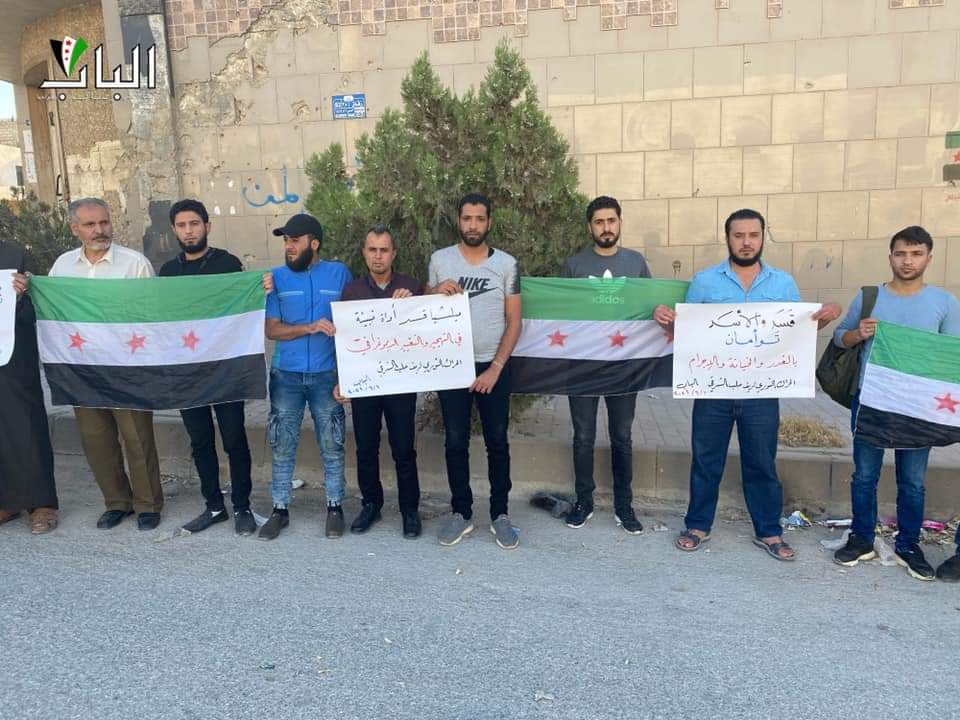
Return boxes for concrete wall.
[0,120,19,198]
[0,145,21,198]
[167,0,960,334]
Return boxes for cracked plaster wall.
[168,0,960,325]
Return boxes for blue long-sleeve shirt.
[832,284,960,387]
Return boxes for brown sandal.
[29,508,58,535]
[676,529,711,552]
[0,509,21,525]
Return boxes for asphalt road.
[3,456,959,720]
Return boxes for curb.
[48,410,960,518]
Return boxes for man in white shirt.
[48,198,164,531]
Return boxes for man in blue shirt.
[259,213,352,541]
[831,226,960,581]
[654,209,840,561]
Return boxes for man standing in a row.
[430,193,522,550]
[1,243,58,534]
[49,198,164,531]
[655,209,840,560]
[831,226,960,581]
[160,199,257,536]
[335,225,423,538]
[260,214,352,541]
[561,196,648,535]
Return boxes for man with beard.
[159,199,257,536]
[653,209,840,561]
[48,198,163,530]
[560,196,649,534]
[259,213,352,541]
[0,244,58,534]
[830,226,960,581]
[429,193,522,550]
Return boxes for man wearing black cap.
[259,213,352,541]
[159,199,258,537]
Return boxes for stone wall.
[20,0,128,236]
[167,0,960,340]
[22,1,117,159]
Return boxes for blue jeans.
[850,395,929,551]
[268,369,345,508]
[685,399,784,539]
[569,393,637,509]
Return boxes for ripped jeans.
[268,369,345,508]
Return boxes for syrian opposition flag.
[30,272,267,411]
[856,321,960,448]
[511,277,689,396]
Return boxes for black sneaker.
[936,552,960,583]
[895,544,936,581]
[614,507,644,535]
[182,508,229,534]
[258,509,289,541]
[234,508,257,536]
[350,503,382,534]
[833,533,876,567]
[401,511,422,539]
[326,505,345,538]
[565,501,594,529]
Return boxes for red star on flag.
[68,332,87,350]
[548,330,568,346]
[935,393,959,413]
[127,332,146,354]
[182,330,200,351]
[609,330,627,347]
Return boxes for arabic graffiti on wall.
[672,302,821,399]
[241,166,301,209]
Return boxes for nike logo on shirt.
[459,276,497,299]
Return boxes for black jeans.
[179,401,252,512]
[568,393,637,510]
[437,361,511,522]
[350,393,420,512]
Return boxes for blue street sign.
[332,93,367,120]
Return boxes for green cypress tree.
[304,41,587,280]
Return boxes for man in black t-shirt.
[561,196,650,535]
[159,199,256,536]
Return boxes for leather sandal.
[676,529,711,552]
[29,508,58,535]
[753,537,796,561]
[0,509,21,525]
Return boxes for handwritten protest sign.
[332,294,475,398]
[672,302,820,399]
[0,269,16,366]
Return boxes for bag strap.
[860,285,879,320]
